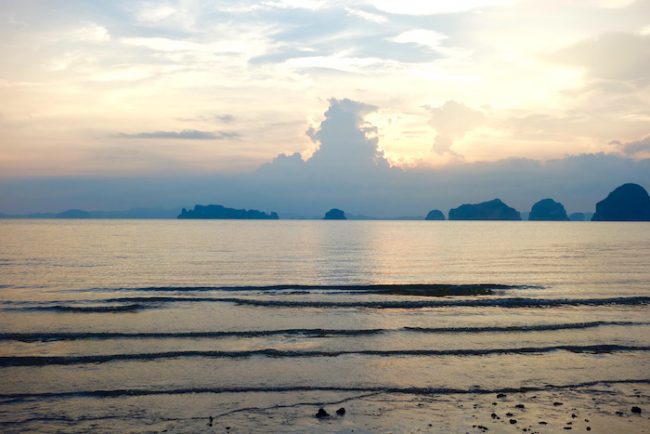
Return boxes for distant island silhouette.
[449,199,521,221]
[529,199,569,221]
[425,209,445,220]
[324,208,346,220]
[2,183,649,222]
[592,183,650,221]
[178,204,279,220]
[55,209,91,219]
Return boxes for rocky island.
[592,183,650,221]
[529,198,569,221]
[178,204,279,219]
[449,199,521,221]
[323,208,346,220]
[425,209,446,220]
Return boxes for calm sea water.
[0,220,649,433]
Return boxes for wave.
[85,283,534,296]
[92,295,650,309]
[0,379,648,403]
[13,303,149,313]
[1,321,646,342]
[0,345,648,366]
[6,296,649,314]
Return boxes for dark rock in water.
[631,406,642,414]
[496,393,507,399]
[56,209,91,219]
[323,208,346,220]
[336,407,346,416]
[491,413,498,419]
[509,419,517,424]
[529,198,569,221]
[569,212,585,221]
[506,412,514,417]
[178,204,279,220]
[425,209,445,220]
[553,402,563,406]
[315,408,329,418]
[592,183,650,221]
[449,199,521,221]
[571,413,577,418]
[587,427,591,431]
[515,404,525,409]
[539,421,548,425]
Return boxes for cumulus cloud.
[114,130,240,140]
[260,98,389,175]
[427,101,484,155]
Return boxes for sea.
[0,219,648,433]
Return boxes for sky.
[0,0,649,216]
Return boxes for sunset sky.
[1,0,649,215]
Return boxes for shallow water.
[0,220,649,433]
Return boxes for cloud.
[389,29,448,50]
[3,97,650,216]
[114,130,240,140]
[618,135,650,156]
[369,0,513,15]
[72,24,111,43]
[427,101,484,155]
[551,32,650,85]
[134,3,177,23]
[305,98,389,170]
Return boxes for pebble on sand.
[315,408,330,418]
[336,407,346,416]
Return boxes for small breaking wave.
[0,321,646,342]
[83,283,534,296]
[0,345,648,366]
[0,379,647,402]
[11,303,150,313]
[94,295,650,309]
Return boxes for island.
[425,209,445,220]
[528,198,569,221]
[323,208,346,220]
[592,183,650,221]
[178,204,279,219]
[449,199,521,221]
[56,209,91,219]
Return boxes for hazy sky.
[1,0,649,214]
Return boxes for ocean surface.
[0,219,649,433]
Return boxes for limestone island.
[449,199,521,221]
[529,198,569,221]
[592,183,650,221]
[323,208,346,220]
[425,209,445,220]
[178,204,279,220]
